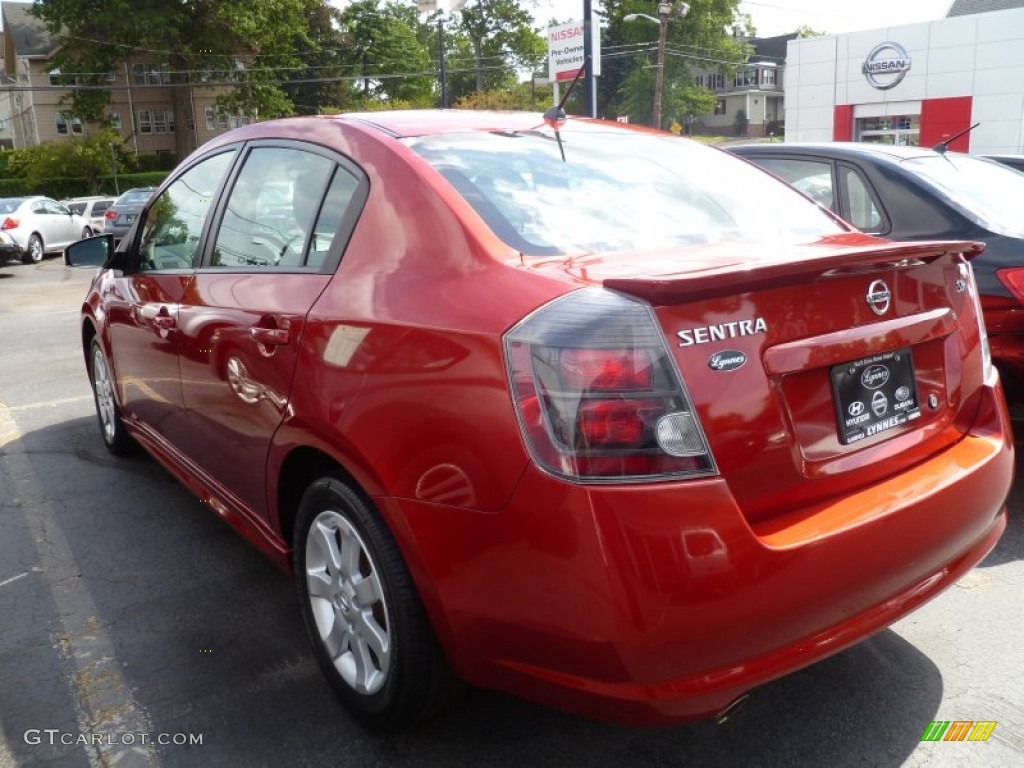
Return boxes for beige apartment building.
[0,1,250,157]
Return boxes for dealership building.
[784,0,1024,154]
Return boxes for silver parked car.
[63,195,117,236]
[0,196,90,264]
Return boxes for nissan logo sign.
[867,279,891,315]
[863,42,912,90]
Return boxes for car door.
[41,199,78,248]
[176,142,365,521]
[103,149,237,448]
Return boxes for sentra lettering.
[677,318,767,347]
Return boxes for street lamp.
[624,2,690,130]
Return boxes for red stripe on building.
[833,105,853,141]
[920,96,974,151]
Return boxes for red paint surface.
[921,96,974,151]
[834,104,854,141]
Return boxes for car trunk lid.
[531,235,988,523]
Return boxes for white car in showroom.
[0,196,89,264]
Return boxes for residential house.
[0,1,251,158]
[693,34,795,138]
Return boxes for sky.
[532,0,955,36]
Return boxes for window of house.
[761,68,777,86]
[137,109,174,135]
[133,63,170,85]
[107,110,121,130]
[55,112,83,135]
[714,99,727,116]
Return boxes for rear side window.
[67,202,86,215]
[839,165,886,233]
[92,201,111,216]
[210,146,360,270]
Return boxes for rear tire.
[294,477,462,728]
[82,226,93,239]
[21,233,43,264]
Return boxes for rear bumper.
[385,376,1013,725]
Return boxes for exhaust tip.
[715,693,750,725]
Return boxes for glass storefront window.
[856,114,920,146]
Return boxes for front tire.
[88,338,134,455]
[21,233,43,264]
[294,477,461,727]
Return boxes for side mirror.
[65,234,113,268]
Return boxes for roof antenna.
[932,122,979,154]
[542,57,589,163]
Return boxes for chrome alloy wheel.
[91,344,118,444]
[305,510,391,695]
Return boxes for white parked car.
[63,195,117,237]
[0,196,90,264]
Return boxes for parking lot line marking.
[5,394,93,413]
[0,404,159,767]
[0,571,28,589]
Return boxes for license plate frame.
[830,347,921,445]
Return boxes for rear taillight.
[997,267,1024,302]
[1,217,19,230]
[104,209,117,220]
[505,288,716,482]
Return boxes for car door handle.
[137,304,176,331]
[249,327,290,347]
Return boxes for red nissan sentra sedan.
[65,110,1012,728]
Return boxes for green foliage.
[6,130,128,195]
[599,0,752,127]
[795,25,827,38]
[454,85,552,112]
[448,0,546,101]
[339,1,435,105]
[31,0,335,153]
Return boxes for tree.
[599,0,751,127]
[32,0,332,158]
[338,1,435,106]
[7,129,126,195]
[795,25,827,38]
[449,0,545,101]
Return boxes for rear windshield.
[116,189,153,206]
[902,155,1024,236]
[0,199,25,214]
[407,126,844,256]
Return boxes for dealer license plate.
[831,347,921,445]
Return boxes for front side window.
[135,150,236,272]
[409,128,844,257]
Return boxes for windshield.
[902,155,1024,236]
[0,199,24,214]
[407,126,845,256]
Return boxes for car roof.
[335,110,588,138]
[729,142,953,163]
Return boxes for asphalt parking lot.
[1,256,1022,768]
